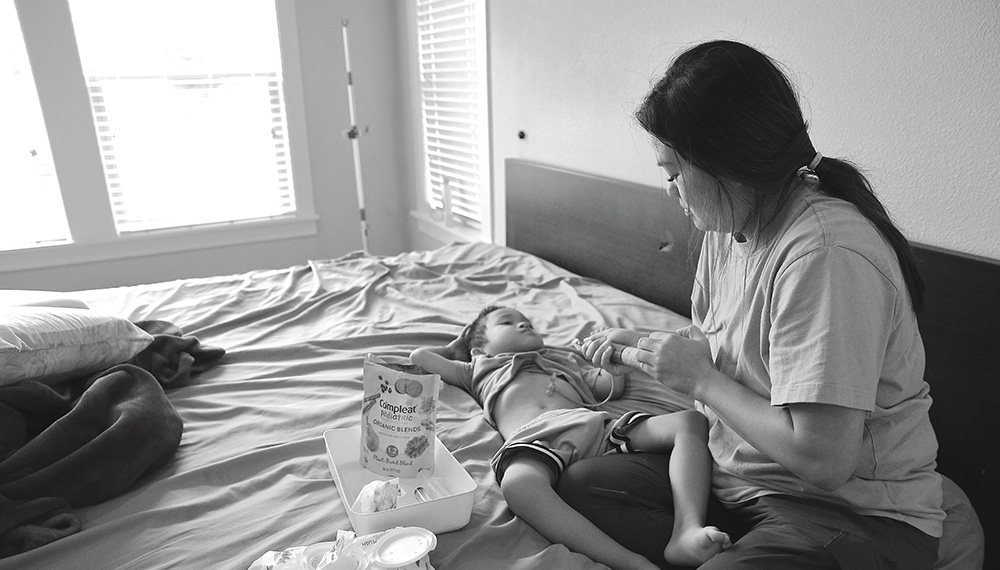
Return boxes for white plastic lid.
[370,527,437,567]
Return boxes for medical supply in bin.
[246,526,436,570]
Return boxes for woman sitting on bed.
[564,40,945,570]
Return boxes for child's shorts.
[490,408,652,484]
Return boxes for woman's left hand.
[630,324,717,396]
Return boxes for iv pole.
[341,19,370,253]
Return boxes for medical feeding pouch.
[361,354,440,478]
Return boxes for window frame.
[3,0,317,273]
[405,0,491,245]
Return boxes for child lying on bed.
[410,305,730,570]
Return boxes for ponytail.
[813,157,925,311]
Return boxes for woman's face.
[655,143,729,233]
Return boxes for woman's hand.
[633,326,866,490]
[630,325,718,398]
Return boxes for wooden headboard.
[505,158,999,560]
[506,159,697,318]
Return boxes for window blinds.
[84,72,294,233]
[416,0,488,229]
[71,0,295,234]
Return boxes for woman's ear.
[470,346,485,357]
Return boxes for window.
[414,0,490,235]
[1,0,314,271]
[70,0,294,233]
[0,1,71,250]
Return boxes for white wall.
[489,0,1000,261]
[1,0,414,290]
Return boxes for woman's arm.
[633,326,866,491]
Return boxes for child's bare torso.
[492,370,585,439]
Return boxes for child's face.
[478,308,544,356]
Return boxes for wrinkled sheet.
[5,242,693,570]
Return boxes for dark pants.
[556,453,939,570]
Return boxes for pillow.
[0,289,89,309]
[0,307,154,386]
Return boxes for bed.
[1,159,991,570]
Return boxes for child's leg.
[626,410,731,566]
[500,453,659,570]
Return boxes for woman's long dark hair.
[636,40,924,311]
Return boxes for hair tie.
[808,152,822,170]
[796,152,823,184]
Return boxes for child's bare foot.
[663,526,731,566]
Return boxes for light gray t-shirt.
[454,347,601,428]
[692,190,945,537]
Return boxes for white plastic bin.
[324,427,477,535]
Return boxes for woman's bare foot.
[663,526,731,566]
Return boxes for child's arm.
[585,327,646,348]
[579,327,647,371]
[574,335,632,401]
[410,332,472,388]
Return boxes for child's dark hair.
[464,305,505,356]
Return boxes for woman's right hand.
[631,325,718,397]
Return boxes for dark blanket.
[0,321,224,557]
